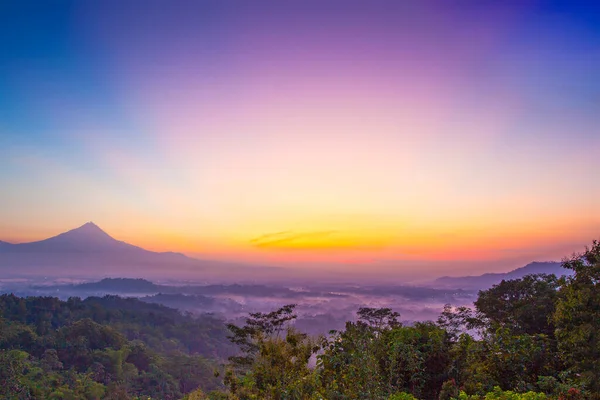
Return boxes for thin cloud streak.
[250,231,338,249]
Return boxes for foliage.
[317,316,388,399]
[2,239,600,399]
[439,379,460,400]
[438,305,482,339]
[226,304,298,370]
[0,295,230,399]
[475,274,560,336]
[389,393,419,400]
[224,304,321,400]
[357,307,401,330]
[554,240,600,395]
[453,386,550,399]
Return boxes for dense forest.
[0,294,234,399]
[1,240,599,399]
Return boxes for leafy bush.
[454,386,548,400]
[389,393,419,400]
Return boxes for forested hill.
[0,294,234,399]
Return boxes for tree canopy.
[2,240,600,399]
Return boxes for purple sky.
[1,1,599,276]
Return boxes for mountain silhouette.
[434,261,570,289]
[3,222,143,253]
[0,222,275,281]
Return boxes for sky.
[1,1,599,277]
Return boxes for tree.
[439,275,564,395]
[357,307,401,331]
[437,305,482,340]
[0,350,32,398]
[384,322,452,399]
[475,274,560,336]
[554,240,600,395]
[318,318,386,399]
[319,314,451,400]
[224,304,320,399]
[226,304,298,370]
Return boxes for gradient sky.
[1,1,599,277]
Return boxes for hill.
[69,277,161,293]
[434,261,570,289]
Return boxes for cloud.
[250,230,337,249]
[249,231,294,244]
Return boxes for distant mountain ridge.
[434,261,571,290]
[3,222,143,253]
[0,222,277,281]
[0,222,193,260]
